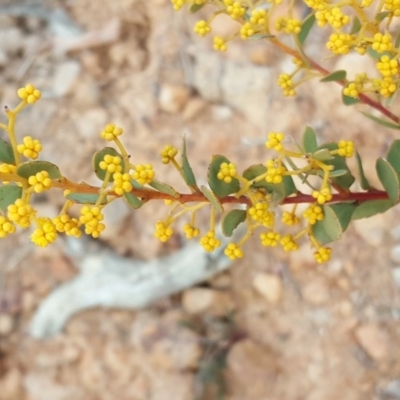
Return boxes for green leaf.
[123,191,143,209]
[92,147,125,182]
[302,126,318,153]
[16,161,62,179]
[281,173,297,199]
[242,164,267,188]
[342,93,360,105]
[361,112,400,130]
[149,179,179,198]
[0,139,15,164]
[385,90,398,108]
[328,169,348,177]
[376,157,400,204]
[131,179,145,189]
[181,137,198,191]
[312,148,334,161]
[66,192,107,205]
[352,199,394,220]
[248,33,275,40]
[284,156,310,186]
[350,16,362,35]
[208,155,240,197]
[386,140,400,173]
[317,143,355,190]
[298,13,315,45]
[375,11,391,22]
[222,209,246,237]
[200,185,223,213]
[355,151,371,190]
[367,47,391,60]
[242,163,297,202]
[0,185,22,211]
[312,203,356,245]
[320,70,347,83]
[190,3,204,12]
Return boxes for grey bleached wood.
[29,232,235,339]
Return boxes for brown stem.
[269,38,400,124]
[282,190,389,204]
[49,177,391,206]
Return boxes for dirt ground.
[1,1,400,399]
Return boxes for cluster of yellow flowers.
[220,132,354,263]
[0,0,399,279]
[3,0,391,271]
[150,128,355,264]
[0,84,159,247]
[172,0,400,100]
[0,80,361,264]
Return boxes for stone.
[0,313,14,336]
[336,276,351,291]
[355,323,388,361]
[334,52,376,81]
[0,15,15,29]
[325,259,343,276]
[182,288,235,316]
[338,300,353,317]
[158,84,190,114]
[209,273,231,289]
[393,268,400,288]
[191,50,275,127]
[210,13,239,38]
[302,278,330,305]
[391,224,400,240]
[52,60,81,97]
[211,104,233,121]
[62,344,81,363]
[109,42,128,65]
[182,97,207,121]
[391,245,400,264]
[253,273,283,304]
[0,28,24,55]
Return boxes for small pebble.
[253,273,283,304]
[0,313,14,336]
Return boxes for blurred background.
[1,0,400,399]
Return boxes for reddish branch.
[270,38,400,125]
[51,178,389,206]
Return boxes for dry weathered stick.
[29,230,235,339]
